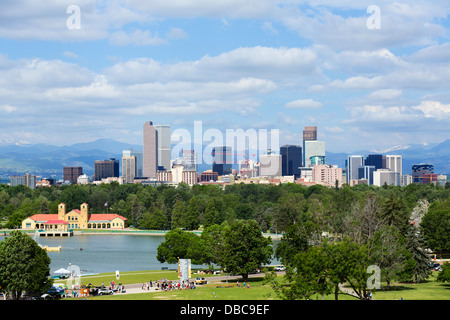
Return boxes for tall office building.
[212,146,232,176]
[412,164,434,183]
[303,126,317,141]
[181,149,197,172]
[122,155,136,184]
[365,154,383,170]
[373,169,399,187]
[303,140,326,167]
[10,173,36,189]
[346,155,364,184]
[123,150,143,177]
[154,124,171,171]
[302,126,317,166]
[260,149,282,177]
[312,165,343,185]
[280,145,302,178]
[385,155,402,176]
[358,165,375,185]
[143,121,158,179]
[63,167,83,184]
[94,159,119,181]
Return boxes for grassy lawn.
[61,270,450,301]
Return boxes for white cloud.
[412,101,450,120]
[367,89,402,100]
[0,104,17,113]
[285,99,322,109]
[109,29,167,46]
[166,27,188,40]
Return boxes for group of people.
[236,281,250,289]
[142,279,196,291]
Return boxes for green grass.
[62,270,450,301]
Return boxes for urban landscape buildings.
[7,123,447,189]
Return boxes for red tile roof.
[44,219,68,225]
[28,214,58,221]
[26,213,127,223]
[89,214,127,221]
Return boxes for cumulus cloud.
[285,99,322,109]
[412,101,450,120]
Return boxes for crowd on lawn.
[142,279,196,291]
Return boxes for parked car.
[97,288,113,295]
[429,262,441,271]
[195,277,207,285]
[274,265,285,272]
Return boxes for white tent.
[54,268,71,274]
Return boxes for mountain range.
[0,138,449,180]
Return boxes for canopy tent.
[54,268,71,274]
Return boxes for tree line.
[0,181,449,299]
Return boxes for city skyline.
[0,1,449,154]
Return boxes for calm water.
[0,234,280,276]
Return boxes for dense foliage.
[0,181,448,299]
[0,230,52,299]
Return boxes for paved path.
[110,272,285,296]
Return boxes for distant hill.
[0,139,142,179]
[0,138,449,179]
[326,139,450,176]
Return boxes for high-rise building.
[63,167,83,184]
[154,124,171,171]
[94,159,119,181]
[123,149,143,177]
[143,121,158,179]
[346,155,364,184]
[412,164,434,183]
[303,126,317,141]
[373,169,399,186]
[181,149,197,172]
[365,154,383,170]
[122,155,136,184]
[260,149,282,177]
[358,165,375,185]
[385,155,402,176]
[212,146,232,176]
[302,126,319,167]
[280,145,302,178]
[10,173,36,189]
[303,140,326,167]
[122,149,143,183]
[312,165,343,185]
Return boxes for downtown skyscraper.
[143,121,158,179]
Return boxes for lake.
[0,233,280,275]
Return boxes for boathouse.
[21,203,127,232]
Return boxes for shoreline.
[2,229,283,239]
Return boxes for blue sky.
[0,0,449,154]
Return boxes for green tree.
[420,199,450,257]
[275,220,319,267]
[405,225,431,283]
[171,200,187,229]
[436,262,450,283]
[379,194,410,235]
[0,231,52,300]
[275,193,306,233]
[139,209,168,230]
[268,238,371,300]
[156,228,204,264]
[185,197,201,230]
[218,220,272,281]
